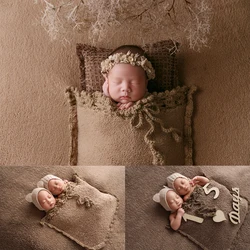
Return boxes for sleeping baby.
[37,174,69,196]
[101,45,155,110]
[153,186,185,230]
[167,172,217,220]
[25,174,69,211]
[153,173,215,230]
[25,187,56,211]
[167,172,209,201]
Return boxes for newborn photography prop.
[76,40,179,92]
[66,85,196,166]
[0,166,125,250]
[41,174,118,250]
[174,180,248,250]
[67,39,197,166]
[34,0,212,50]
[126,166,250,250]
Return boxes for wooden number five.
[203,183,220,199]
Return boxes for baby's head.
[37,174,66,195]
[101,45,155,104]
[25,188,56,211]
[153,186,183,212]
[167,173,192,196]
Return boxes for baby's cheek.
[42,204,48,210]
[109,91,120,102]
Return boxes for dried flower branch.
[34,0,212,50]
[185,0,212,51]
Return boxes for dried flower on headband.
[101,51,155,80]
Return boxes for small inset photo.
[126,165,249,250]
[0,165,125,250]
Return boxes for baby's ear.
[102,79,110,97]
[102,73,108,80]
[25,193,32,202]
[37,180,44,188]
[153,193,160,203]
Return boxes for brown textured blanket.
[126,165,250,250]
[0,166,125,250]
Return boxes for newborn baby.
[153,186,185,230]
[167,173,209,201]
[25,187,56,211]
[37,174,68,196]
[101,45,155,110]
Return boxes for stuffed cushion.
[167,179,248,250]
[40,174,118,250]
[76,40,179,93]
[66,85,196,166]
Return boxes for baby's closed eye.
[112,81,121,85]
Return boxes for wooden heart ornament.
[213,210,227,223]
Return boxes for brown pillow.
[76,40,179,93]
[66,85,196,166]
[166,180,248,250]
[41,174,118,250]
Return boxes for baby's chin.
[110,93,143,104]
[111,96,131,104]
[118,99,132,104]
[115,96,140,104]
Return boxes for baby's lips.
[120,96,130,99]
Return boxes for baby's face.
[48,179,66,195]
[166,190,183,211]
[38,190,56,211]
[174,177,192,195]
[107,64,148,104]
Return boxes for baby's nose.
[121,82,130,91]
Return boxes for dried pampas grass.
[34,0,212,51]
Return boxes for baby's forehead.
[38,189,50,197]
[167,190,183,200]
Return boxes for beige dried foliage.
[34,0,212,50]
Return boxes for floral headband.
[101,51,155,80]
